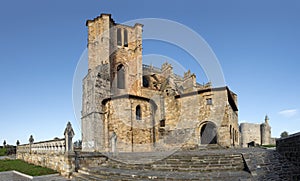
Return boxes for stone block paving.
[0,171,72,181]
[74,167,252,181]
[0,171,31,181]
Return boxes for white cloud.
[278,109,298,118]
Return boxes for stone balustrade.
[18,138,66,154]
[16,144,30,153]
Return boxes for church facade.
[81,14,239,152]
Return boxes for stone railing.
[16,122,76,178]
[17,144,30,153]
[17,138,66,154]
[276,132,300,168]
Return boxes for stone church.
[81,14,240,152]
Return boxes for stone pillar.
[64,122,75,153]
[111,132,117,153]
[63,152,75,178]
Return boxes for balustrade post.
[29,135,34,154]
[64,122,75,153]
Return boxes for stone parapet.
[276,132,300,168]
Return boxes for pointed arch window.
[117,28,122,46]
[136,105,141,120]
[117,64,125,89]
[124,29,128,47]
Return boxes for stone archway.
[200,122,217,144]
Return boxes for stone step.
[74,167,253,181]
[109,154,243,164]
[107,163,244,171]
[102,153,245,172]
[72,149,257,180]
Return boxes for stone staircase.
[73,149,253,180]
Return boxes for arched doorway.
[200,122,217,144]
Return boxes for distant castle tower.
[261,115,271,145]
[240,115,273,147]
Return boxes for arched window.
[124,29,128,47]
[142,76,149,87]
[160,120,165,127]
[117,64,125,89]
[136,105,141,120]
[230,125,232,139]
[117,28,122,46]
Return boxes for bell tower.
[110,23,143,96]
[82,14,143,151]
[86,14,143,96]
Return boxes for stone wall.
[17,150,109,178]
[270,137,276,145]
[276,132,300,168]
[17,151,75,177]
[75,152,108,169]
[240,123,261,147]
[104,97,155,152]
[17,138,74,177]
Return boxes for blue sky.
[0,0,299,145]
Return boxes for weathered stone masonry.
[81,14,240,152]
[276,132,300,169]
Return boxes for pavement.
[0,171,72,181]
[0,155,16,160]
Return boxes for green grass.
[0,159,57,176]
[0,148,7,156]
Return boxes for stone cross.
[64,121,75,153]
